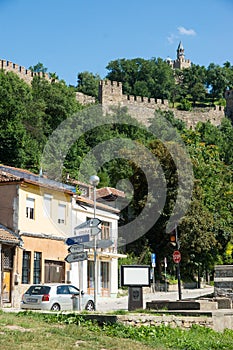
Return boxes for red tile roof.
[0,225,21,244]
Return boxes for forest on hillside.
[77,58,233,110]
[0,60,232,282]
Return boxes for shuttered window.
[26,197,35,219]
[58,203,66,224]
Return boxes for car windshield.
[26,285,50,295]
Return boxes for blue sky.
[0,0,233,86]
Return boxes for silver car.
[20,284,95,311]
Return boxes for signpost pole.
[78,261,82,311]
[177,261,182,300]
[90,175,100,311]
[175,226,182,300]
[164,257,167,293]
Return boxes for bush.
[178,98,192,111]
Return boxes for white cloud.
[177,26,196,36]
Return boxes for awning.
[88,251,127,260]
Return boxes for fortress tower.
[168,41,191,70]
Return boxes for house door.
[2,246,14,303]
[100,262,110,297]
[3,271,11,302]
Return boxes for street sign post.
[65,234,89,246]
[173,250,181,264]
[74,227,101,237]
[65,251,88,263]
[68,244,84,254]
[74,218,102,230]
[83,239,113,249]
[151,253,156,268]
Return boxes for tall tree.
[76,71,101,98]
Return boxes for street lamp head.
[89,175,100,187]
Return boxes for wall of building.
[12,236,69,308]
[0,184,18,230]
[18,183,72,238]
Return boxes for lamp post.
[89,175,100,310]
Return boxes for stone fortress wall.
[0,57,227,129]
[97,79,225,129]
[0,59,50,84]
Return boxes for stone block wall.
[0,59,50,84]
[97,79,225,129]
[214,265,233,297]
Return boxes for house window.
[101,261,110,290]
[43,194,52,217]
[33,252,41,284]
[26,197,35,219]
[87,261,94,289]
[44,260,65,283]
[58,203,66,224]
[22,251,31,284]
[101,221,110,240]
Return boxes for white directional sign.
[65,251,88,263]
[74,218,102,230]
[75,226,101,237]
[68,244,84,254]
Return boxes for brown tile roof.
[0,224,21,245]
[0,166,75,194]
[76,195,120,214]
[96,187,125,199]
[0,171,21,182]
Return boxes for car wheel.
[51,303,61,311]
[85,300,95,311]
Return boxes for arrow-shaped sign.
[65,251,88,263]
[83,239,113,249]
[65,234,89,246]
[68,244,84,253]
[74,218,102,230]
[75,226,101,237]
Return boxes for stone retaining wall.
[118,314,213,329]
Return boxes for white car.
[20,284,95,311]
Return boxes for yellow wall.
[17,235,69,284]
[18,183,72,238]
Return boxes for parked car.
[20,284,95,311]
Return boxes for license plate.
[26,298,37,303]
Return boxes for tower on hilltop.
[167,41,191,70]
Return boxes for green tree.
[206,63,228,102]
[76,71,101,98]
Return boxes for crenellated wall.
[98,79,169,109]
[97,79,225,128]
[0,57,226,129]
[0,59,50,84]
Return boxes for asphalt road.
[96,286,214,312]
[2,286,214,313]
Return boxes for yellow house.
[0,165,124,307]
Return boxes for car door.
[56,285,73,310]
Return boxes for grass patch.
[1,310,233,349]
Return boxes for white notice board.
[121,265,150,287]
